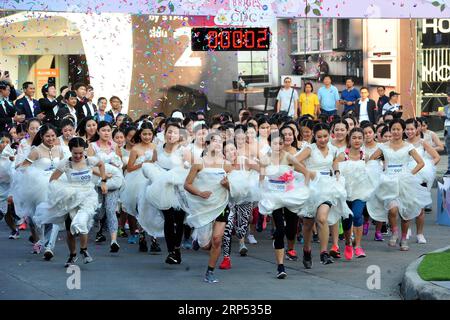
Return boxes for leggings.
[342,200,366,230]
[162,208,185,252]
[97,189,120,234]
[272,208,299,250]
[41,224,59,250]
[222,202,252,257]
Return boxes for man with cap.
[0,80,25,131]
[382,91,402,115]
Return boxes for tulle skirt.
[339,160,377,202]
[366,161,430,222]
[120,168,147,216]
[0,159,13,213]
[11,167,53,219]
[302,172,352,225]
[33,180,99,235]
[227,170,261,204]
[258,174,310,216]
[141,163,189,211]
[92,163,124,191]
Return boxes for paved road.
[1,186,449,300]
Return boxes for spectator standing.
[340,77,361,114]
[317,75,340,117]
[276,77,299,118]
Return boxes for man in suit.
[38,83,67,127]
[354,87,377,124]
[74,82,92,122]
[15,82,44,121]
[107,95,125,123]
[0,81,25,131]
[55,91,78,128]
[84,85,97,117]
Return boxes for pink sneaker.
[355,247,366,258]
[32,242,43,254]
[363,222,369,236]
[374,231,384,241]
[344,245,353,260]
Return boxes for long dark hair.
[132,122,154,144]
[32,124,57,147]
[76,116,97,139]
[347,127,364,148]
[279,125,298,150]
[68,137,88,151]
[311,123,330,144]
[90,121,113,143]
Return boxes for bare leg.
[302,218,314,252]
[316,205,330,253]
[66,231,76,254]
[416,210,425,235]
[208,222,226,269]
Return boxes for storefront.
[416,19,450,119]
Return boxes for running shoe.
[239,242,248,256]
[400,239,409,251]
[286,249,298,261]
[43,249,54,261]
[32,242,43,254]
[219,256,231,270]
[192,239,200,251]
[80,249,93,264]
[204,270,219,283]
[127,234,138,244]
[329,245,341,259]
[374,231,384,241]
[406,228,412,240]
[118,228,128,238]
[8,229,19,240]
[388,232,399,247]
[64,255,78,268]
[139,236,148,252]
[344,245,354,260]
[276,265,287,279]
[18,221,27,231]
[416,234,427,244]
[181,238,193,250]
[110,241,120,253]
[297,233,304,244]
[355,247,366,258]
[302,250,312,269]
[363,222,370,236]
[247,234,257,244]
[444,170,450,177]
[165,252,178,264]
[381,223,389,235]
[174,248,182,264]
[320,251,334,265]
[312,233,319,243]
[149,238,161,254]
[95,232,106,243]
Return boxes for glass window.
[238,51,269,84]
[310,19,320,51]
[322,19,333,51]
[298,19,307,52]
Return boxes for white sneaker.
[416,234,427,244]
[247,234,257,244]
[406,228,411,240]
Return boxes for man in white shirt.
[56,90,78,128]
[354,87,377,123]
[276,77,299,118]
[83,85,97,117]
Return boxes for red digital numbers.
[208,30,218,49]
[203,28,269,51]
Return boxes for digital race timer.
[191,28,270,51]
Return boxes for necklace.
[42,144,55,170]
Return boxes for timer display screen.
[191,27,270,51]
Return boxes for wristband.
[334,170,340,175]
[101,179,107,183]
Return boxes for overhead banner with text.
[1,0,449,23]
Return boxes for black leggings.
[162,208,185,252]
[272,208,299,250]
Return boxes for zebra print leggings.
[222,201,253,257]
